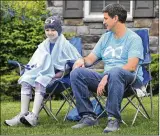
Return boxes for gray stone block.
[77,26,89,35]
[83,43,96,50]
[126,22,134,28]
[64,19,83,26]
[88,23,103,29]
[149,36,158,47]
[80,35,100,43]
[47,7,63,16]
[150,47,159,54]
[134,19,152,28]
[90,29,106,35]
[62,26,77,33]
[149,19,159,36]
[54,1,63,7]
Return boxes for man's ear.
[114,15,119,23]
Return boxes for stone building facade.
[46,1,159,69]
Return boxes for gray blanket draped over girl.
[18,34,81,87]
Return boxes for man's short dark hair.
[102,4,127,23]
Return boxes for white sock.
[21,94,30,114]
[32,93,44,117]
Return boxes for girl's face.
[45,28,58,42]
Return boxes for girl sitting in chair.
[5,15,81,127]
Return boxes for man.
[70,4,144,133]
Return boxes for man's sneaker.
[20,112,38,127]
[4,113,27,126]
[71,115,98,129]
[103,117,120,133]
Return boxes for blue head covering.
[44,16,62,36]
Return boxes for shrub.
[150,54,159,94]
[0,1,50,74]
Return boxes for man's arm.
[72,52,98,69]
[122,57,139,72]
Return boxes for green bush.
[0,1,49,74]
[0,1,79,101]
[150,54,159,94]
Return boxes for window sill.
[83,15,133,22]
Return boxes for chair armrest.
[8,60,24,75]
[60,60,76,79]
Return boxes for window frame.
[84,1,133,22]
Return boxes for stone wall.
[47,1,159,69]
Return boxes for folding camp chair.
[8,36,82,122]
[88,29,153,126]
[40,37,82,121]
[120,29,153,125]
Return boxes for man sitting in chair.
[70,4,144,133]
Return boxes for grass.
[1,95,159,136]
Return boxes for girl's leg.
[32,82,46,116]
[4,82,32,126]
[20,82,46,127]
[21,82,32,114]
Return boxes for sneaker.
[20,112,38,127]
[71,115,98,129]
[103,117,120,133]
[4,113,27,126]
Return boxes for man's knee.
[70,68,86,80]
[108,67,124,79]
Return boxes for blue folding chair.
[88,29,153,126]
[8,37,82,121]
[40,37,82,121]
[120,29,153,125]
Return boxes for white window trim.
[84,1,133,22]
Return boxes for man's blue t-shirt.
[92,28,144,81]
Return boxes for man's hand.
[72,58,85,70]
[97,75,108,96]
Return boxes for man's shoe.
[103,117,120,133]
[71,115,98,129]
[20,112,38,127]
[4,113,27,126]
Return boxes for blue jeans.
[70,67,143,120]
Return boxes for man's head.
[102,4,127,31]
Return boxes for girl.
[5,16,81,127]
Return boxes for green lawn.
[1,96,159,136]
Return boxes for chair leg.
[134,95,150,119]
[43,104,58,121]
[41,83,59,120]
[131,104,141,126]
[121,95,135,112]
[55,99,67,116]
[127,97,148,119]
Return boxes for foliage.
[0,1,50,74]
[150,54,159,94]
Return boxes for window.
[47,0,54,7]
[84,1,133,22]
